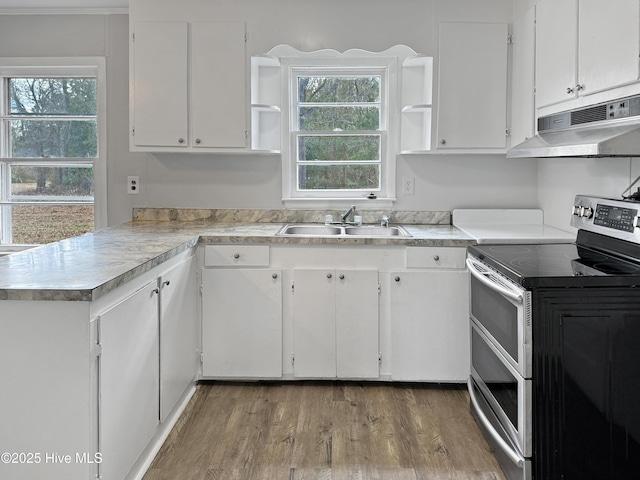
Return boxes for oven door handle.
[468,378,525,468]
[466,258,523,304]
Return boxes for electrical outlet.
[403,177,415,195]
[127,176,140,195]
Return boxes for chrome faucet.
[341,205,357,223]
[381,215,390,227]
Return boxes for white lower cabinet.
[159,254,198,422]
[389,247,469,382]
[99,280,160,480]
[199,244,469,384]
[292,269,379,379]
[390,265,470,382]
[201,268,283,378]
[99,250,198,480]
[0,249,198,480]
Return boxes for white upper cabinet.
[191,22,247,149]
[130,20,247,152]
[535,0,578,109]
[510,7,536,147]
[536,0,640,110]
[132,22,188,148]
[578,0,640,96]
[436,22,509,152]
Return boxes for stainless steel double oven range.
[466,195,640,480]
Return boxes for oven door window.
[472,325,519,430]
[471,275,520,363]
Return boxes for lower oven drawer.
[469,377,532,480]
[471,323,532,458]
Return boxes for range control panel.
[593,204,637,232]
[572,195,640,243]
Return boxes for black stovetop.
[468,230,640,288]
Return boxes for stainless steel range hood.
[507,95,640,158]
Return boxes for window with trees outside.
[294,70,383,193]
[0,61,103,246]
[279,47,409,207]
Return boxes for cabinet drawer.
[406,247,466,269]
[204,245,269,267]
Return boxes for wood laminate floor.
[143,382,507,480]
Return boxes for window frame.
[0,57,106,245]
[292,67,386,195]
[280,52,400,209]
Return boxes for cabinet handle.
[233,253,240,259]
[576,84,584,92]
[327,273,332,279]
[433,255,440,261]
[395,276,401,282]
[162,280,170,287]
[339,274,345,280]
[272,273,278,279]
[440,139,446,145]
[152,287,160,295]
[195,138,201,144]
[178,138,185,144]
[566,87,574,95]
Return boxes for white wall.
[0,2,544,227]
[538,158,639,231]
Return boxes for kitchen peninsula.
[0,209,474,480]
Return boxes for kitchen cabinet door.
[536,0,640,109]
[131,21,247,152]
[437,22,508,151]
[99,280,160,480]
[159,253,198,422]
[201,268,282,378]
[390,270,469,382]
[335,270,380,379]
[191,21,247,148]
[292,269,379,379]
[578,0,640,97]
[132,21,188,148]
[535,0,578,108]
[292,269,337,378]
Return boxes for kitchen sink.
[276,224,412,238]
[344,225,411,236]
[277,225,343,236]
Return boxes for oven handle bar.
[466,258,523,304]
[467,378,525,468]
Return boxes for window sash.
[6,161,94,203]
[290,67,387,197]
[0,61,103,244]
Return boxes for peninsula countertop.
[0,219,475,302]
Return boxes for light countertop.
[0,220,475,302]
[452,208,576,244]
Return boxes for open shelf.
[251,55,281,153]
[400,55,433,153]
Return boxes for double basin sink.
[276,224,412,238]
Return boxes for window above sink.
[252,44,426,210]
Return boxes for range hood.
[507,95,640,158]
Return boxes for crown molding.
[0,8,128,15]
